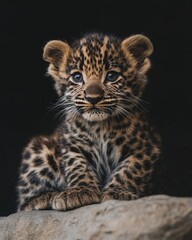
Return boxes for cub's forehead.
[73,33,120,52]
[67,34,124,76]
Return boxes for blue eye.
[71,72,83,83]
[105,71,121,83]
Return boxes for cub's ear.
[121,35,153,73]
[43,40,70,67]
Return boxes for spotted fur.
[17,33,160,211]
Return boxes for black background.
[1,1,192,216]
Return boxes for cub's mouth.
[87,106,101,112]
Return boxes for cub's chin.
[82,111,109,122]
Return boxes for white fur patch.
[82,111,109,121]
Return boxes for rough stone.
[0,195,192,240]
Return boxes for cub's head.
[43,33,153,122]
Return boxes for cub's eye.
[71,72,83,83]
[105,71,121,83]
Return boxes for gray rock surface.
[0,195,192,240]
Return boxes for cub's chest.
[89,135,124,184]
[64,124,133,183]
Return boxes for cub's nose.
[84,84,104,105]
[85,95,103,105]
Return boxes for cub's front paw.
[21,192,53,211]
[102,187,138,202]
[52,187,101,211]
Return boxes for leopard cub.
[17,32,160,211]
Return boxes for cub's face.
[43,33,153,122]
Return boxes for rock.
[0,195,192,240]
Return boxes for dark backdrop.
[1,1,192,216]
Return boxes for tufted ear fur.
[121,35,153,74]
[43,40,70,68]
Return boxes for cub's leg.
[102,152,159,201]
[17,135,64,211]
[17,136,100,211]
